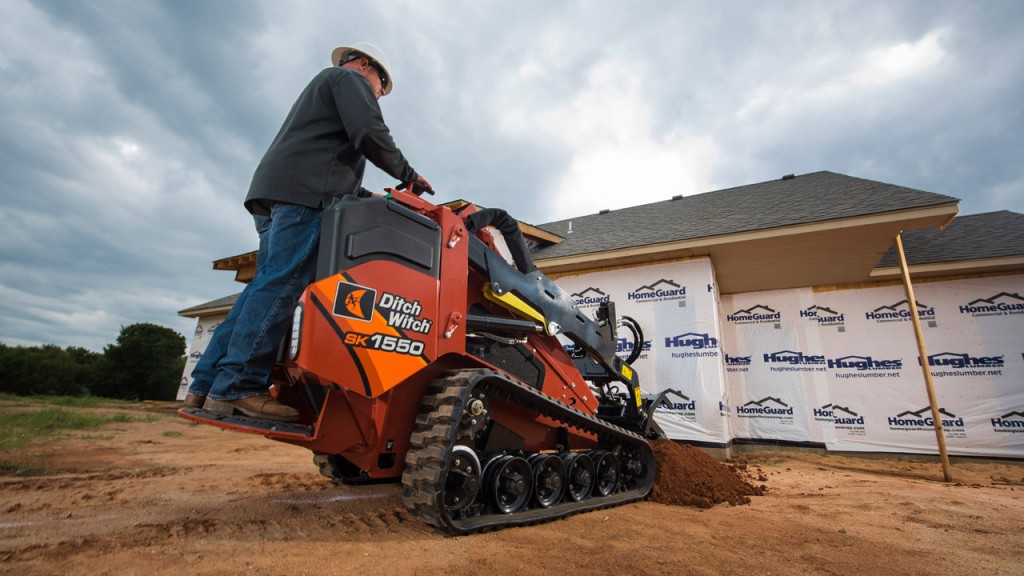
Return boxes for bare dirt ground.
[2,403,1023,576]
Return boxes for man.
[184,42,431,421]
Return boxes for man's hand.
[414,173,434,195]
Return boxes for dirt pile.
[649,439,765,508]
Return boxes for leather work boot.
[203,395,300,423]
[182,393,206,408]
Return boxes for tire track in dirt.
[0,468,177,492]
[1,468,438,564]
[2,502,436,563]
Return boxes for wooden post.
[895,232,953,482]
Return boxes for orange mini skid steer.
[180,187,659,533]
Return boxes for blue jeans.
[190,204,322,401]
[188,214,272,396]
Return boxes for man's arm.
[330,72,419,184]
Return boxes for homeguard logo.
[724,354,751,373]
[333,281,377,322]
[189,351,202,362]
[208,322,221,333]
[628,279,686,303]
[736,397,795,421]
[959,292,1024,317]
[800,305,845,327]
[656,393,697,422]
[665,332,718,349]
[813,404,866,427]
[571,287,610,307]
[991,411,1024,433]
[865,299,936,323]
[726,304,781,324]
[194,325,203,337]
[888,407,965,437]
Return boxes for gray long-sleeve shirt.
[245,67,417,213]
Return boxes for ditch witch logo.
[800,305,845,327]
[736,397,795,422]
[991,411,1024,434]
[959,292,1024,317]
[571,287,610,308]
[726,304,781,325]
[888,406,966,438]
[334,281,377,321]
[333,281,433,334]
[865,299,936,323]
[628,279,686,303]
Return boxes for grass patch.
[78,433,117,441]
[0,393,141,409]
[0,459,46,477]
[162,430,183,438]
[0,408,139,450]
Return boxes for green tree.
[101,323,186,400]
[66,346,108,395]
[0,343,88,396]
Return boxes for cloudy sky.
[1,0,1022,351]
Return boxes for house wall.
[175,313,228,401]
[720,273,1024,457]
[553,260,1023,456]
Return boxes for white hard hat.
[331,42,394,95]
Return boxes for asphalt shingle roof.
[178,292,240,316]
[533,171,959,260]
[876,210,1024,267]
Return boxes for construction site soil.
[1,403,1022,575]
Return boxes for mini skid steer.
[180,186,662,534]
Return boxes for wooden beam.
[896,232,953,482]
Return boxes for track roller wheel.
[528,453,567,508]
[591,451,620,497]
[483,455,533,514]
[444,445,482,513]
[618,444,655,493]
[561,452,595,502]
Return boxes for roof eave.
[536,202,960,292]
[178,303,234,319]
[537,203,959,270]
[870,255,1024,279]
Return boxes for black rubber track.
[400,369,655,534]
